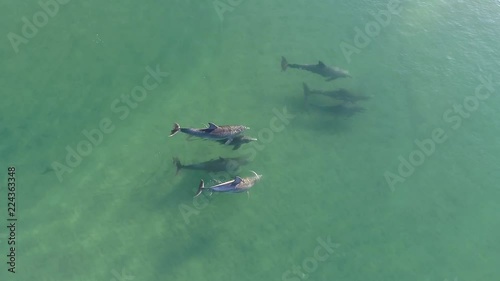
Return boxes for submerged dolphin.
[194,171,262,198]
[281,56,351,81]
[169,122,248,144]
[214,135,257,150]
[173,156,250,175]
[303,83,370,103]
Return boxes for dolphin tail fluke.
[194,180,205,198]
[169,123,180,137]
[172,157,182,175]
[281,56,288,71]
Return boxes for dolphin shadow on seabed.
[172,155,250,176]
[302,83,368,118]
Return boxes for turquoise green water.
[1,0,500,280]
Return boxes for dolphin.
[173,156,250,175]
[194,171,262,198]
[303,83,370,103]
[169,122,249,144]
[214,135,257,150]
[281,56,351,81]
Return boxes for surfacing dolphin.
[303,83,370,103]
[169,122,249,144]
[281,56,351,81]
[194,171,262,198]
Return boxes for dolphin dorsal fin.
[232,176,242,185]
[318,61,326,67]
[207,122,219,129]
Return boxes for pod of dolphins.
[169,57,364,198]
[282,56,369,116]
[169,122,261,198]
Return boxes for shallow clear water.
[1,1,500,280]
